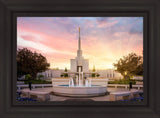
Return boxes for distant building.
[37,69,64,80]
[96,69,123,79]
[37,68,123,80]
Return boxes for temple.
[70,28,89,72]
[36,28,123,80]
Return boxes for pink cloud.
[84,20,95,28]
[17,26,77,55]
[97,20,118,28]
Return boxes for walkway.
[18,87,142,101]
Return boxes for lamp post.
[129,81,132,91]
[125,71,132,90]
[124,71,132,90]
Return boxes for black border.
[0,0,160,118]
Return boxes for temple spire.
[78,27,81,50]
[77,27,82,58]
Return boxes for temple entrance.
[77,66,83,72]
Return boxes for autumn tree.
[113,53,143,79]
[17,48,50,79]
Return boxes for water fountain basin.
[53,85,107,97]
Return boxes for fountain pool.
[52,67,108,97]
[52,84,107,97]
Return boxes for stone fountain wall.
[52,78,108,86]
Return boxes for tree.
[25,74,31,80]
[65,67,67,72]
[60,67,68,77]
[17,48,50,79]
[113,53,143,79]
[92,65,95,77]
[63,67,68,77]
[92,65,95,72]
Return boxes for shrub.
[64,73,68,77]
[92,73,96,77]
[108,79,136,84]
[61,74,64,77]
[25,74,32,80]
[24,79,51,84]
[96,74,100,77]
[37,74,44,80]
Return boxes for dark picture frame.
[0,0,160,118]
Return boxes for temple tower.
[70,28,89,72]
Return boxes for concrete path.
[18,87,137,101]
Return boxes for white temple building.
[36,28,123,80]
[70,28,89,73]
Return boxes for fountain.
[69,78,74,87]
[89,79,91,87]
[52,70,108,97]
[85,79,88,87]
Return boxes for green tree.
[25,74,31,80]
[92,65,95,72]
[60,67,68,77]
[65,67,67,72]
[113,53,143,79]
[92,65,96,77]
[64,67,68,77]
[17,48,50,79]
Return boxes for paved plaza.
[19,87,135,101]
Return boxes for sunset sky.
[17,17,143,70]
